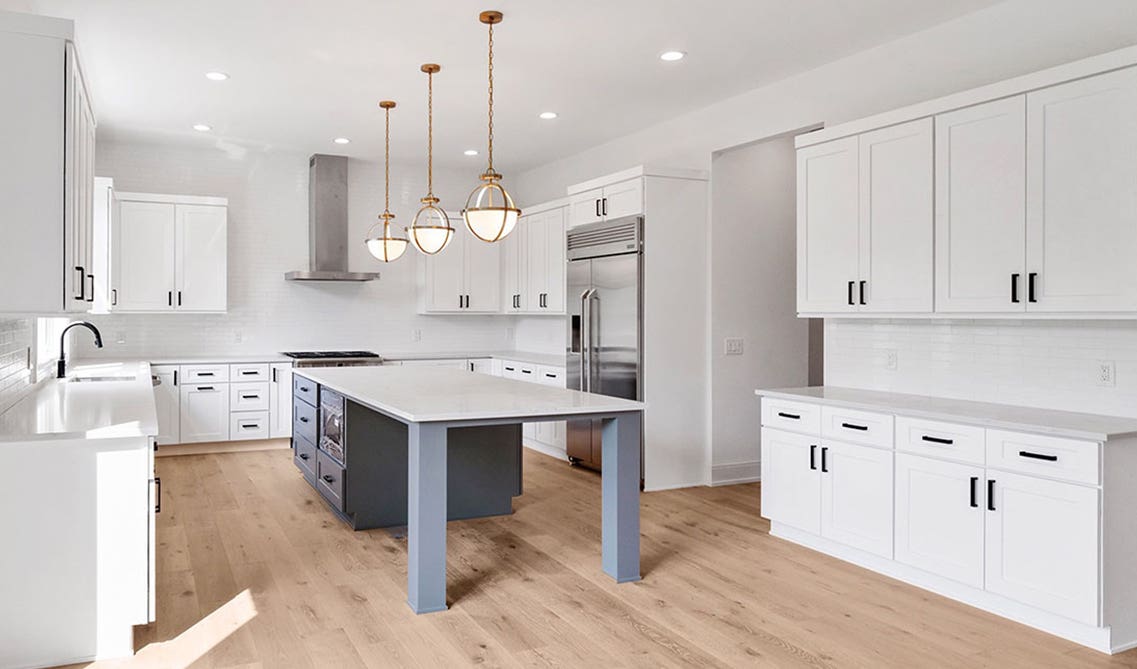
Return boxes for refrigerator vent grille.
[567,219,638,251]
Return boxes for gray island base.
[292,366,646,614]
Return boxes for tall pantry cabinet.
[0,13,97,313]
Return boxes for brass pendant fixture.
[462,10,521,243]
[408,64,454,255]
[364,100,409,263]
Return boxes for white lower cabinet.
[895,453,984,587]
[819,439,894,558]
[179,383,229,443]
[269,363,293,438]
[152,364,180,446]
[985,471,1100,625]
[760,428,821,534]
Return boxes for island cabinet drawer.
[230,363,269,381]
[230,411,269,440]
[181,364,229,383]
[821,406,894,449]
[537,366,566,388]
[895,417,985,465]
[230,382,270,411]
[293,375,317,406]
[316,449,346,511]
[293,436,317,483]
[761,398,821,435]
[293,399,317,444]
[986,430,1100,486]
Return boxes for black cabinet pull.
[810,445,817,470]
[841,422,869,431]
[505,366,515,372]
[595,199,601,217]
[847,281,855,306]
[86,274,95,302]
[459,294,463,309]
[858,280,866,305]
[168,291,173,307]
[177,290,182,306]
[241,394,259,400]
[922,435,954,445]
[241,423,258,430]
[777,411,801,420]
[521,369,532,374]
[602,198,608,216]
[1019,450,1058,462]
[74,266,86,300]
[299,453,310,460]
[299,386,310,392]
[197,386,214,391]
[173,370,178,386]
[821,446,829,473]
[969,476,979,508]
[322,474,335,484]
[241,370,258,375]
[198,372,214,377]
[1028,273,1038,303]
[1011,273,1020,303]
[987,480,996,511]
[545,373,556,378]
[299,416,310,423]
[154,477,161,513]
[111,288,118,306]
[272,368,277,383]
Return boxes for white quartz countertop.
[756,386,1137,442]
[382,350,566,368]
[81,353,292,365]
[297,366,642,423]
[0,361,159,442]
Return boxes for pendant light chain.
[486,20,494,172]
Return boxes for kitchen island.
[293,365,645,614]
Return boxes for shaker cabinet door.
[114,201,176,311]
[179,383,229,443]
[797,137,860,314]
[175,204,227,311]
[819,439,893,558]
[760,428,822,535]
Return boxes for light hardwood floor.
[66,448,1137,669]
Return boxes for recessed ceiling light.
[660,50,686,62]
[205,71,229,81]
[192,123,212,132]
[464,149,479,156]
[333,137,351,145]
[539,111,558,120]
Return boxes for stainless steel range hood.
[285,154,380,282]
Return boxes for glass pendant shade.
[365,214,408,263]
[463,172,520,243]
[409,200,454,255]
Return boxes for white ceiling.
[4,0,1002,171]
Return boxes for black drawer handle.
[197,386,215,391]
[241,394,260,400]
[810,445,817,470]
[821,446,829,473]
[322,474,335,484]
[987,479,996,511]
[777,412,801,420]
[841,422,868,431]
[522,369,533,374]
[1019,450,1058,462]
[921,435,954,445]
[299,416,310,423]
[241,370,259,375]
[154,477,161,514]
[300,386,311,392]
[545,373,557,378]
[198,372,215,377]
[969,476,979,508]
[299,453,310,460]
[505,367,515,371]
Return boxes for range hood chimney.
[285,154,380,282]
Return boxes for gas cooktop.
[281,351,381,359]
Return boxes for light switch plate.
[885,349,898,371]
[1097,360,1116,387]
[724,338,744,356]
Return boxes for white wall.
[709,134,808,485]
[78,138,514,359]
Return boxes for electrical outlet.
[724,338,744,356]
[412,328,422,342]
[885,349,898,371]
[234,331,243,344]
[1097,360,1116,387]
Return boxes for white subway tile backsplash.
[826,319,1137,419]
[0,318,33,415]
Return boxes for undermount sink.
[68,375,137,383]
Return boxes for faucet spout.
[58,321,104,379]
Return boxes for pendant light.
[408,64,454,255]
[364,100,409,263]
[462,10,521,243]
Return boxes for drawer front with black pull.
[821,406,894,449]
[293,435,317,483]
[293,375,318,407]
[181,364,230,383]
[895,416,985,465]
[230,411,269,440]
[760,398,821,435]
[229,363,270,382]
[229,382,270,412]
[986,429,1099,485]
[294,398,317,444]
[316,449,346,511]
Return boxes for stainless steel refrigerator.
[565,216,643,471]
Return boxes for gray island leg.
[601,412,642,583]
[407,422,448,613]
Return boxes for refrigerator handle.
[579,289,594,392]
[588,290,601,394]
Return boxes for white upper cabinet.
[567,179,643,228]
[935,96,1027,313]
[1025,67,1137,312]
[111,194,228,313]
[421,220,501,314]
[858,119,934,313]
[524,207,566,313]
[501,219,526,313]
[797,136,860,314]
[0,19,96,314]
[568,187,604,228]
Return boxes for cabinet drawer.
[181,364,229,383]
[986,430,1100,485]
[761,398,821,435]
[293,375,317,406]
[230,363,269,381]
[316,449,346,511]
[293,435,316,483]
[821,406,894,449]
[537,366,566,387]
[230,382,270,412]
[895,417,985,465]
[230,411,269,441]
[293,398,317,444]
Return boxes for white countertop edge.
[383,350,566,367]
[755,387,1137,443]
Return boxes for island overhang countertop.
[295,365,645,423]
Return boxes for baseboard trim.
[156,438,291,457]
[711,460,760,486]
[771,522,1117,654]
